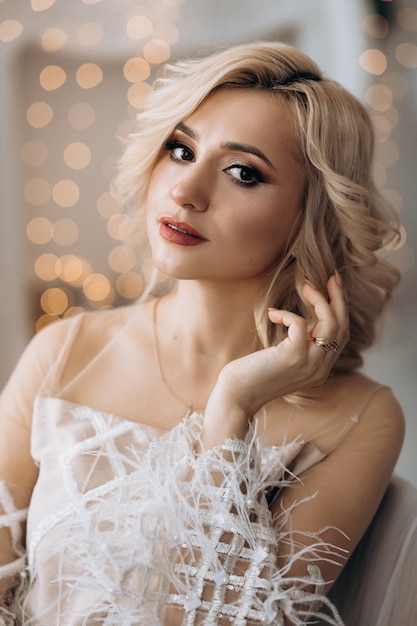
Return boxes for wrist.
[200,383,251,450]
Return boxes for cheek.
[230,202,295,245]
[146,167,162,204]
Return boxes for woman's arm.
[192,274,403,622]
[273,386,404,594]
[0,319,74,603]
[200,274,349,450]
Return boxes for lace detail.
[12,404,345,625]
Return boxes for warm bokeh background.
[0,0,416,484]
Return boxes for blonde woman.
[0,42,404,625]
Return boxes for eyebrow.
[221,142,275,171]
[174,123,276,171]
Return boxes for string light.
[64,143,92,170]
[41,27,68,51]
[3,0,411,331]
[75,63,103,89]
[76,22,104,47]
[26,101,54,128]
[39,65,67,91]
[31,0,56,11]
[359,4,415,275]
[11,0,184,327]
[0,20,24,42]
[68,102,96,129]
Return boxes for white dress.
[0,307,383,625]
[1,396,347,625]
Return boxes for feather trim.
[8,410,344,625]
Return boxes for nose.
[169,166,209,212]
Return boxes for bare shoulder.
[332,371,404,441]
[334,371,405,465]
[263,370,404,460]
[12,302,151,386]
[273,372,405,586]
[34,301,151,350]
[312,371,405,467]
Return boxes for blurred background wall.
[0,0,416,484]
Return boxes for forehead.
[183,87,300,159]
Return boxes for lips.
[159,217,208,246]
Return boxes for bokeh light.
[361,14,389,39]
[359,49,387,75]
[39,65,66,91]
[24,177,51,205]
[123,57,151,83]
[56,254,88,285]
[40,287,69,315]
[63,142,92,169]
[53,219,79,246]
[76,63,103,88]
[108,245,136,273]
[31,0,56,11]
[143,38,171,64]
[7,0,186,331]
[127,81,152,108]
[96,191,119,218]
[35,253,59,281]
[26,101,54,128]
[107,213,133,241]
[77,22,104,46]
[116,272,144,299]
[14,0,411,339]
[68,102,96,129]
[41,27,68,51]
[126,15,153,40]
[83,273,112,302]
[397,7,417,32]
[52,179,80,207]
[365,84,393,111]
[27,217,54,244]
[395,43,417,69]
[0,20,24,42]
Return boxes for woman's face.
[146,87,306,284]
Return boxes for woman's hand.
[202,273,349,446]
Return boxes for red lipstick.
[159,217,208,246]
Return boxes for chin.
[152,259,200,281]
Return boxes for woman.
[0,42,404,625]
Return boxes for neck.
[163,279,262,361]
[152,278,264,411]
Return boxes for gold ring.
[310,337,340,353]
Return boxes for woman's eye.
[166,141,194,163]
[225,165,262,186]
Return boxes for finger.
[302,282,338,338]
[326,273,349,341]
[267,308,308,345]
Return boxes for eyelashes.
[166,140,194,163]
[165,138,265,187]
[223,164,264,187]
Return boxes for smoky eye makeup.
[223,163,265,187]
[165,137,195,163]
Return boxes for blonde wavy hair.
[115,41,400,372]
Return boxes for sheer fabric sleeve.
[0,315,83,615]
